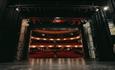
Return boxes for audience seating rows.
[29,50,83,58]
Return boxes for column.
[79,23,90,59]
[83,21,96,59]
[16,19,29,61]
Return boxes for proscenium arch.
[7,5,114,61]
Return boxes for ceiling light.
[16,7,19,11]
[96,8,99,12]
[103,6,109,11]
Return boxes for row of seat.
[29,51,83,58]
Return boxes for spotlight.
[96,8,99,12]
[103,6,109,11]
[16,7,19,11]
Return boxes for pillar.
[83,21,96,59]
[16,19,30,61]
[79,23,90,59]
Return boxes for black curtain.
[110,0,115,24]
[0,3,21,62]
[90,8,114,61]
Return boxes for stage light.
[16,7,19,11]
[103,6,109,11]
[96,8,99,12]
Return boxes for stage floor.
[0,58,115,70]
